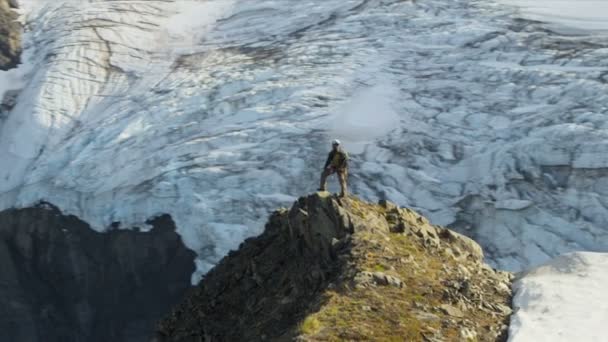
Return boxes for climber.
[318,139,349,197]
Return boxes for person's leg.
[319,168,331,191]
[338,169,348,197]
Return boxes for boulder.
[439,304,465,318]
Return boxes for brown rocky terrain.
[0,203,196,342]
[0,0,20,70]
[156,193,513,341]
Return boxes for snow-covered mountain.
[1,0,608,282]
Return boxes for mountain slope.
[0,203,195,342]
[156,193,512,341]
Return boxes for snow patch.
[163,0,236,50]
[329,83,400,154]
[509,252,608,341]
[498,0,608,33]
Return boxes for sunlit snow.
[509,252,608,341]
[499,0,608,33]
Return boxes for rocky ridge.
[0,203,196,342]
[0,0,20,70]
[157,193,513,341]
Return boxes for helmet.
[332,139,341,146]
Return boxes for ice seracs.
[0,0,607,282]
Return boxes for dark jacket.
[324,148,348,170]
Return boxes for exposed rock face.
[157,193,513,341]
[0,203,196,342]
[0,0,20,70]
[158,194,350,342]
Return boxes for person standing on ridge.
[319,139,349,197]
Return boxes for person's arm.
[324,152,333,169]
[338,151,348,169]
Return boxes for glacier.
[1,0,608,281]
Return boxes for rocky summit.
[0,0,20,70]
[156,193,513,341]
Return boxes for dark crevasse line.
[0,202,196,342]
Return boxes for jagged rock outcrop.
[157,193,513,341]
[0,203,196,342]
[0,0,20,70]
